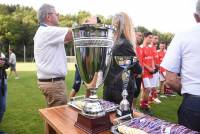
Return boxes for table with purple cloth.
[121,115,200,134]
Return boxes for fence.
[66,56,76,63]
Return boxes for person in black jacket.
[69,64,90,99]
[103,12,142,110]
[0,52,9,124]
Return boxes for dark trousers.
[134,77,142,98]
[0,79,7,123]
[178,94,200,132]
[72,65,81,92]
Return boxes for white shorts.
[143,77,154,88]
[159,71,166,82]
[152,72,160,88]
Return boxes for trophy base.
[116,108,132,117]
[75,112,112,134]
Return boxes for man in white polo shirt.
[161,0,200,131]
[34,3,73,134]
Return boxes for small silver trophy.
[115,56,137,117]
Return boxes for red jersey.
[149,45,159,66]
[141,45,155,78]
[136,45,143,66]
[157,49,166,73]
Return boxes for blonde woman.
[103,12,142,110]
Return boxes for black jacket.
[104,35,142,91]
[0,57,9,96]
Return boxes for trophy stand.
[75,89,112,134]
[75,112,111,134]
[116,69,132,117]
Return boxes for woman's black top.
[103,35,142,104]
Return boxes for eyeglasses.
[48,12,59,16]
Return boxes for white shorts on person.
[143,77,154,89]
[152,72,160,88]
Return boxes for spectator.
[0,51,9,134]
[161,0,200,131]
[8,48,19,79]
[69,64,90,99]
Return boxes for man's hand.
[165,70,182,94]
[64,29,73,44]
[147,67,155,74]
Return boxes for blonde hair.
[112,12,136,50]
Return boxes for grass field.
[0,63,182,134]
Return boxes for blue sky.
[0,0,197,33]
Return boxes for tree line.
[0,4,174,61]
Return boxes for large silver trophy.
[72,24,115,134]
[115,56,137,117]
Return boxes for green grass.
[0,63,182,134]
[1,71,44,134]
[150,96,182,122]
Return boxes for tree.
[76,10,91,24]
[152,29,161,36]
[160,32,174,46]
[0,14,14,54]
[0,4,175,60]
[135,26,150,33]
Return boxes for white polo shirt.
[161,23,200,95]
[34,25,68,79]
[9,53,16,64]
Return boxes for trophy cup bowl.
[72,24,115,134]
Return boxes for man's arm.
[165,70,182,94]
[64,16,98,44]
[64,29,73,44]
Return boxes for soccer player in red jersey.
[148,35,161,104]
[135,32,143,64]
[139,32,155,114]
[158,42,176,96]
[157,42,167,96]
[132,32,143,110]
